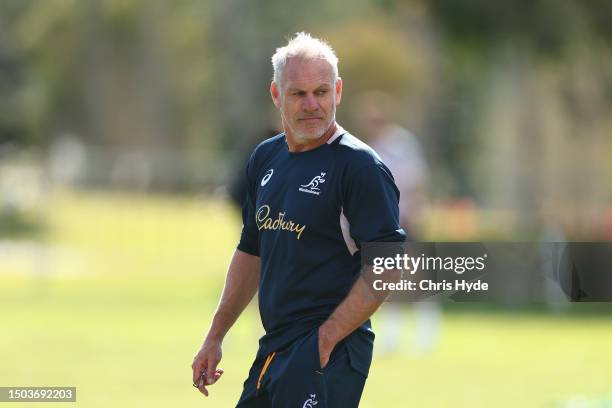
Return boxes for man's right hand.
[190,250,259,397]
[191,339,224,397]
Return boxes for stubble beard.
[282,105,336,143]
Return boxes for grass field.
[1,190,611,407]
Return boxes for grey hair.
[271,32,339,87]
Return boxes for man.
[192,32,405,407]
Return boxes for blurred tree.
[0,43,23,145]
[0,0,610,215]
[10,0,85,147]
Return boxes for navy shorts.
[236,329,370,407]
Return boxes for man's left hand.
[317,326,337,369]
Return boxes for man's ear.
[335,77,343,105]
[270,82,281,108]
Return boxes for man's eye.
[316,90,328,95]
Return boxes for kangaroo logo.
[299,172,326,195]
[302,394,318,408]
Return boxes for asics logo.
[261,169,273,186]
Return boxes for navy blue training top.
[237,126,406,376]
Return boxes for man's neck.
[285,122,337,153]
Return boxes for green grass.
[1,190,611,407]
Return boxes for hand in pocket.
[317,327,336,370]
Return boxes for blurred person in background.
[355,91,440,355]
[228,107,282,212]
[192,33,405,407]
[228,127,279,211]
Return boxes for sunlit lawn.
[1,190,611,407]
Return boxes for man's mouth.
[298,117,322,122]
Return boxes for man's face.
[271,58,342,143]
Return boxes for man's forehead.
[283,58,334,88]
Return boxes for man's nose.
[302,94,318,111]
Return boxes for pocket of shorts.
[346,347,369,378]
[344,335,373,378]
